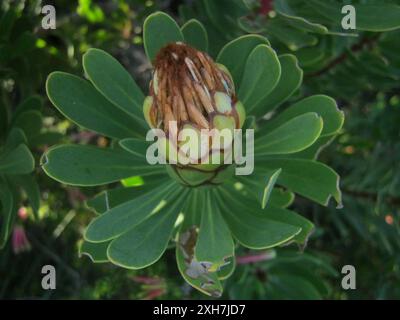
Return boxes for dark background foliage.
[0,0,399,299]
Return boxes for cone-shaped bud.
[143,42,246,186]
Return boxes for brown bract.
[147,43,238,134]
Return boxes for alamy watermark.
[41,5,56,30]
[341,265,356,290]
[41,265,56,290]
[341,5,356,30]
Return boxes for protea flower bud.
[143,43,246,186]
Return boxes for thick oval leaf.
[86,175,168,214]
[220,185,313,247]
[267,19,318,51]
[176,235,223,298]
[29,132,64,147]
[195,190,234,270]
[107,188,188,269]
[257,158,342,207]
[216,188,301,249]
[181,19,208,52]
[217,35,270,87]
[176,198,224,298]
[269,188,295,208]
[297,46,326,69]
[218,256,236,280]
[255,113,323,155]
[85,182,176,242]
[261,95,344,138]
[46,72,141,139]
[79,240,111,263]
[237,169,282,209]
[181,189,203,227]
[83,48,147,133]
[252,54,303,117]
[13,110,42,144]
[239,45,281,111]
[143,11,184,63]
[273,96,343,136]
[0,144,34,175]
[274,0,328,34]
[263,206,314,248]
[119,138,151,158]
[41,145,163,186]
[288,135,335,160]
[14,95,42,117]
[4,128,27,153]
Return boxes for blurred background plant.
[1,0,399,299]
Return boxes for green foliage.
[0,96,58,247]
[43,11,343,297]
[1,0,399,301]
[225,249,338,299]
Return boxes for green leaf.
[83,48,147,133]
[220,185,313,247]
[79,240,111,263]
[269,188,295,208]
[216,187,301,249]
[14,95,42,118]
[260,95,344,137]
[29,132,64,147]
[274,0,328,34]
[0,179,16,248]
[296,46,326,68]
[239,45,281,111]
[0,144,34,175]
[267,19,318,51]
[85,181,176,242]
[46,72,141,139]
[176,231,223,298]
[218,256,236,280]
[4,128,27,153]
[13,110,42,144]
[237,169,282,209]
[203,0,248,38]
[257,158,342,207]
[107,188,188,269]
[181,19,208,52]
[289,135,335,160]
[143,11,184,63]
[87,176,168,214]
[41,144,163,186]
[195,190,234,270]
[175,201,224,298]
[252,54,303,117]
[255,113,323,155]
[181,189,203,227]
[217,35,270,87]
[10,174,40,218]
[119,138,151,158]
[263,206,314,247]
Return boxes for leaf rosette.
[43,12,344,297]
